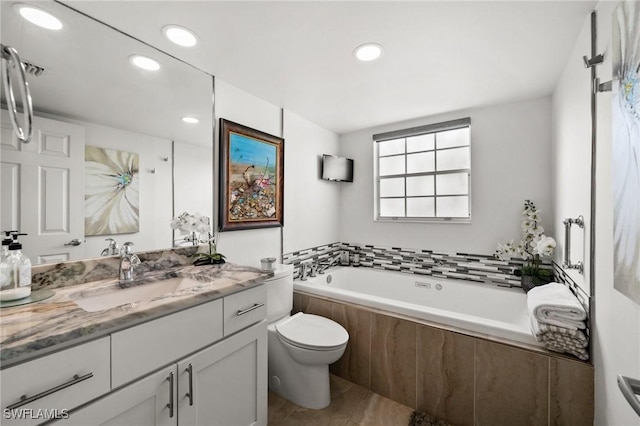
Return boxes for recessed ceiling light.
[13,4,63,30]
[129,55,161,71]
[182,116,199,124]
[354,43,384,62]
[162,25,198,47]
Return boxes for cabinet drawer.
[224,285,267,336]
[0,337,110,426]
[111,299,223,388]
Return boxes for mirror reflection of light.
[182,116,199,124]
[129,55,161,71]
[14,4,63,30]
[162,25,198,47]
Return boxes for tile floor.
[268,374,414,426]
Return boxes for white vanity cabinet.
[177,320,267,426]
[0,337,111,426]
[50,365,176,426]
[4,283,268,426]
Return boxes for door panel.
[1,111,85,263]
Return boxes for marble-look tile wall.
[293,292,594,426]
[31,246,205,290]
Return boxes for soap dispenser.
[0,233,32,301]
[1,231,14,261]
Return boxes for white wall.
[82,122,173,256]
[282,109,341,253]
[554,3,640,423]
[552,15,592,296]
[339,97,553,255]
[213,79,283,266]
[593,2,640,424]
[213,80,341,263]
[173,141,213,245]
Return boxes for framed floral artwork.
[612,1,640,304]
[85,146,139,235]
[219,119,284,231]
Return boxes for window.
[374,118,471,221]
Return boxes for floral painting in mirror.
[612,0,640,304]
[219,119,284,231]
[85,146,139,235]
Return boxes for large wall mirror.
[1,1,213,264]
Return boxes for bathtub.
[294,266,540,347]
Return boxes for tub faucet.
[300,263,311,281]
[119,242,140,282]
[309,263,319,278]
[318,261,333,274]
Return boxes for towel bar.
[618,374,640,417]
[562,216,584,274]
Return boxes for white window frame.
[373,117,471,223]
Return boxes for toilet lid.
[276,313,348,350]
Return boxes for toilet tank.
[265,264,294,322]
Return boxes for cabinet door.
[177,321,267,426]
[52,366,177,426]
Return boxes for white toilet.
[266,264,349,409]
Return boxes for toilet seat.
[276,312,348,351]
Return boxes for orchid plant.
[495,200,557,278]
[170,212,225,264]
[170,212,211,244]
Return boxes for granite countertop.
[0,262,273,368]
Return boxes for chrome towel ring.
[1,44,33,144]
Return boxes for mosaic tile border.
[283,242,589,310]
[283,242,552,288]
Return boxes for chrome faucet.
[317,261,333,274]
[101,238,119,256]
[119,242,140,282]
[299,262,311,281]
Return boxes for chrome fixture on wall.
[1,44,33,143]
[562,216,585,274]
[618,375,640,417]
[582,53,604,68]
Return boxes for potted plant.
[191,232,226,266]
[495,200,557,292]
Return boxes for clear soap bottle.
[1,231,13,261]
[0,233,32,301]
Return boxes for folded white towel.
[530,317,589,361]
[527,282,587,330]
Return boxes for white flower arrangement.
[495,200,556,278]
[170,212,211,244]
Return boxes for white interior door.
[1,111,85,264]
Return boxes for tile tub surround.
[294,293,594,426]
[30,245,209,291]
[0,262,272,367]
[284,242,590,326]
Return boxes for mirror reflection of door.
[1,111,86,263]
[0,1,213,264]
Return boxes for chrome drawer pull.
[6,373,93,410]
[166,372,174,418]
[186,364,194,406]
[236,302,265,317]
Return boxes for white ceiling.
[64,0,596,135]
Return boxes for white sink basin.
[69,278,186,312]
